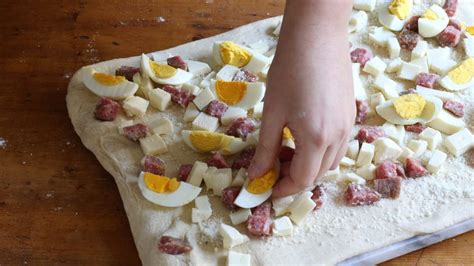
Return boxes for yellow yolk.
[447,58,474,84]
[93,72,126,86]
[215,80,247,105]
[149,61,177,78]
[144,173,180,193]
[247,169,277,194]
[219,41,252,67]
[466,26,474,36]
[388,0,412,20]
[394,94,426,119]
[189,131,232,152]
[282,127,294,140]
[422,8,438,20]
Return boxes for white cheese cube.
[203,166,218,190]
[386,57,403,73]
[227,251,251,266]
[398,146,415,163]
[231,168,247,187]
[117,119,134,135]
[148,89,171,111]
[216,64,240,81]
[259,64,270,79]
[388,37,401,59]
[209,168,233,196]
[353,0,376,11]
[337,172,366,185]
[352,63,368,101]
[187,161,208,187]
[272,195,295,217]
[370,92,386,108]
[192,208,212,223]
[464,36,474,58]
[363,56,387,76]
[195,195,212,210]
[407,139,428,157]
[444,128,474,156]
[245,53,271,74]
[229,208,252,225]
[397,62,422,81]
[416,85,455,101]
[183,103,200,122]
[273,216,294,236]
[192,112,219,132]
[249,40,270,54]
[368,26,396,47]
[427,47,457,75]
[356,164,376,180]
[373,75,399,100]
[181,83,201,96]
[373,137,403,164]
[340,156,356,167]
[383,122,405,145]
[187,61,211,76]
[321,166,340,182]
[419,127,442,151]
[349,10,368,33]
[272,21,281,36]
[221,106,247,126]
[246,128,260,146]
[139,134,167,155]
[252,102,264,119]
[356,142,375,167]
[147,117,173,135]
[219,224,249,249]
[410,56,429,73]
[288,191,316,225]
[427,109,466,135]
[199,71,216,88]
[411,41,428,60]
[193,87,216,110]
[427,149,448,173]
[346,139,360,160]
[123,96,149,117]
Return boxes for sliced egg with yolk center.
[439,58,474,91]
[82,67,138,100]
[138,172,201,207]
[378,0,412,31]
[141,54,193,85]
[418,5,449,38]
[376,94,442,125]
[181,130,247,155]
[212,41,271,73]
[234,165,280,209]
[210,80,265,110]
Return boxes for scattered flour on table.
[0,137,6,149]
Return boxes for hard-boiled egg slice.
[82,67,138,100]
[182,130,247,155]
[141,54,193,85]
[209,80,265,110]
[418,5,449,38]
[234,165,280,209]
[438,58,474,91]
[212,41,271,73]
[378,0,412,31]
[376,94,442,125]
[138,172,202,207]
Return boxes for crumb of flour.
[0,137,6,149]
[155,16,166,23]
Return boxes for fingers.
[330,133,351,170]
[315,144,338,180]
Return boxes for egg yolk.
[93,72,126,86]
[466,26,474,35]
[247,169,277,194]
[394,94,426,119]
[282,127,294,141]
[448,58,474,85]
[144,172,180,193]
[421,8,438,20]
[215,80,247,105]
[388,0,412,20]
[149,61,177,79]
[189,131,232,152]
[219,41,252,68]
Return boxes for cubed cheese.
[117,119,134,135]
[229,208,252,225]
[227,251,251,266]
[148,89,171,111]
[363,56,387,76]
[272,195,295,217]
[407,139,428,157]
[181,83,201,96]
[397,62,422,81]
[349,10,368,33]
[195,195,212,210]
[273,216,294,236]
[123,96,149,117]
[147,117,173,135]
[352,63,368,101]
[383,122,405,145]
[353,0,376,11]
[427,149,448,173]
[346,139,360,160]
[386,57,403,73]
[373,137,403,164]
[410,56,429,73]
[219,224,249,249]
[272,21,281,36]
[337,172,366,185]
[388,37,401,59]
[444,128,474,156]
[249,40,270,54]
[368,26,396,46]
[252,102,264,119]
[427,109,466,135]
[356,142,375,167]
[183,103,200,122]
[411,40,428,60]
[356,164,376,180]
[419,127,442,151]
[139,133,167,155]
[216,64,240,81]
[221,106,247,126]
[209,168,233,196]
[464,36,474,58]
[246,128,260,146]
[193,87,216,110]
[340,156,356,167]
[321,166,340,182]
[373,75,399,100]
[231,168,246,187]
[398,146,415,163]
[370,92,386,108]
[203,166,218,190]
[427,47,457,75]
[192,208,212,223]
[288,191,316,225]
[192,112,219,132]
[187,161,208,187]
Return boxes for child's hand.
[247,0,354,197]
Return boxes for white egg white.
[418,5,449,38]
[138,172,202,207]
[376,95,443,125]
[82,67,138,100]
[210,80,266,110]
[439,75,474,91]
[181,130,248,155]
[212,42,271,73]
[141,54,193,85]
[378,4,405,31]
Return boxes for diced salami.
[232,147,256,170]
[415,73,438,88]
[233,68,258,82]
[405,157,428,178]
[375,161,398,179]
[221,186,241,210]
[356,100,369,124]
[404,16,420,32]
[398,29,421,50]
[178,164,193,181]
[356,126,385,143]
[399,88,417,96]
[443,0,458,17]
[167,56,188,71]
[468,149,474,168]
[253,202,272,217]
[344,184,381,206]
[396,162,406,178]
[374,176,402,199]
[311,185,325,210]
[115,66,140,81]
[94,98,120,121]
[158,236,192,255]
[122,123,149,141]
[207,152,229,169]
[350,48,373,67]
[438,26,461,47]
[144,155,166,175]
[448,19,462,31]
[279,146,295,162]
[205,100,228,119]
[247,214,272,236]
[226,117,256,140]
[405,123,426,134]
[443,100,464,117]
[162,85,195,108]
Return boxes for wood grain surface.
[0,0,472,265]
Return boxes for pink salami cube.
[374,176,402,199]
[350,48,372,67]
[344,184,381,206]
[443,100,464,117]
[94,98,120,121]
[178,164,193,181]
[438,26,461,47]
[143,155,165,175]
[405,157,428,178]
[311,185,325,210]
[404,16,420,32]
[399,88,417,96]
[205,100,228,119]
[357,126,385,143]
[247,215,272,236]
[356,100,369,124]
[207,152,229,169]
[443,0,458,17]
[233,68,258,82]
[226,117,256,140]
[415,73,438,88]
[375,161,398,179]
[253,202,272,217]
[158,236,192,255]
[162,85,195,108]
[123,123,149,141]
[115,66,140,81]
[232,148,256,170]
[405,123,426,134]
[398,29,421,50]
[167,56,188,71]
[221,186,241,210]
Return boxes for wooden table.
[0,0,472,265]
